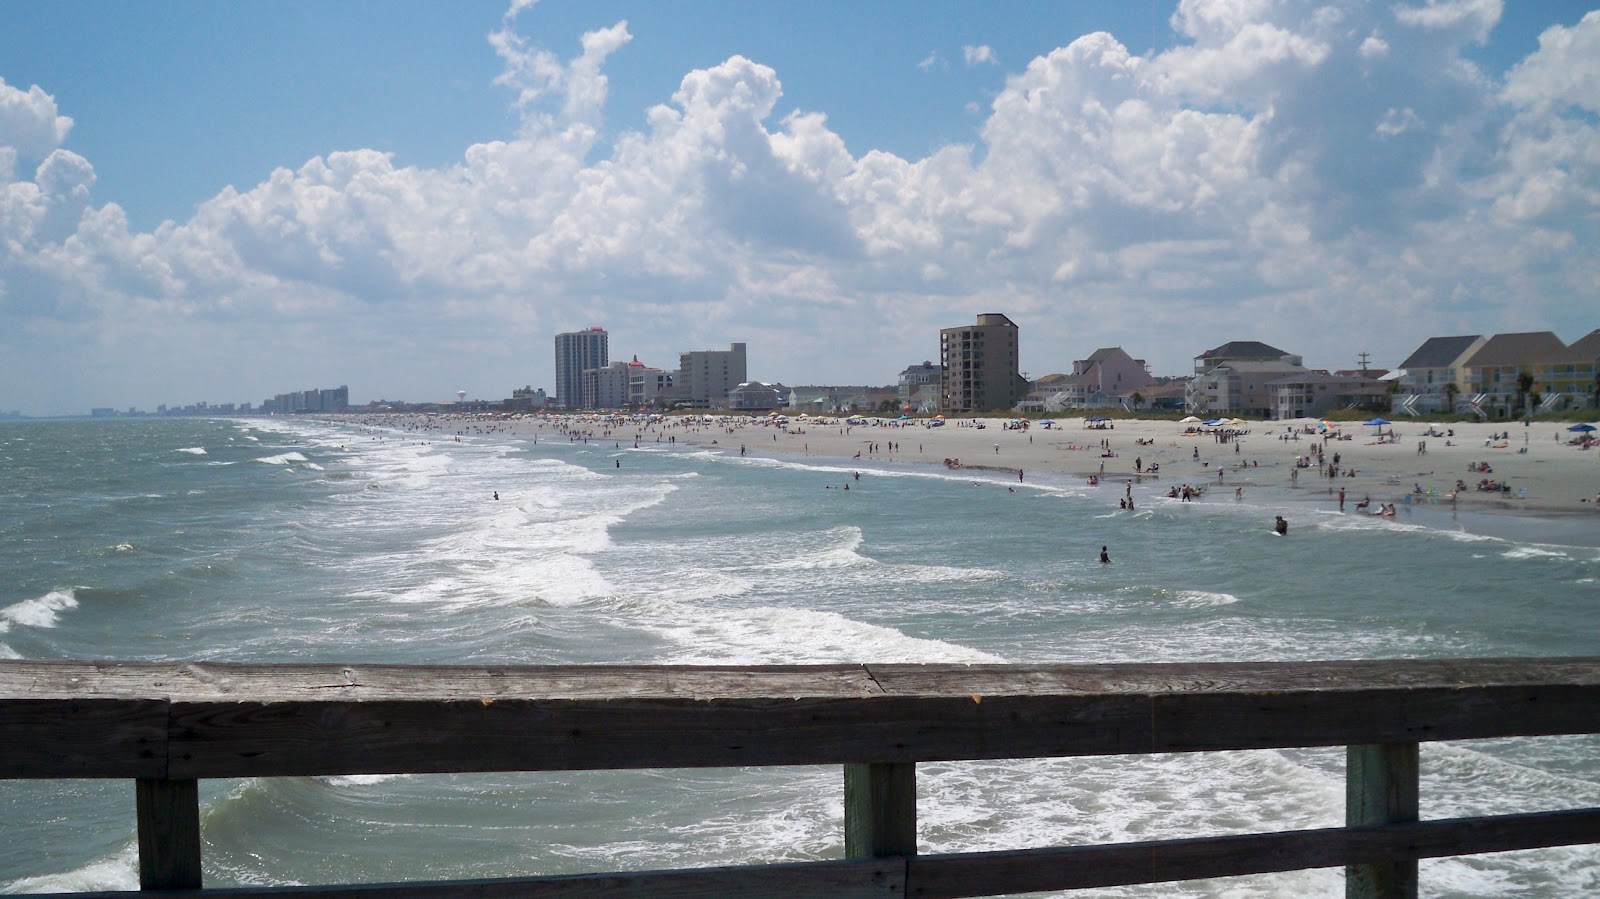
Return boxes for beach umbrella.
[1179,416,1200,423]
[1568,424,1597,433]
[1364,418,1391,426]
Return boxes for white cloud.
[917,52,942,72]
[1502,10,1600,114]
[0,0,1597,415]
[0,77,73,161]
[1393,0,1502,43]
[963,45,997,67]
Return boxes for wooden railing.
[4,657,1599,898]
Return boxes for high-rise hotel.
[554,327,608,409]
[939,313,1029,413]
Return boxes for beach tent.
[1087,415,1111,422]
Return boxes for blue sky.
[1,0,1597,413]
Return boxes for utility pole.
[1357,352,1371,371]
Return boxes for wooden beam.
[1346,743,1419,899]
[845,763,917,858]
[53,809,1600,899]
[137,778,202,890]
[0,659,1597,778]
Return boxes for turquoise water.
[0,416,1596,896]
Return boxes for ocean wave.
[253,452,309,465]
[0,844,137,894]
[769,526,871,570]
[0,588,79,630]
[643,603,1005,665]
[1171,589,1242,608]
[176,446,207,455]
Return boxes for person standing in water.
[1099,546,1111,564]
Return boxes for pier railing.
[3,657,1599,898]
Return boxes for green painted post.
[1347,743,1419,899]
[844,763,917,859]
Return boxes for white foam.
[641,602,1004,665]
[1173,590,1241,608]
[1,588,78,629]
[770,526,871,570]
[1501,546,1569,561]
[2,842,138,894]
[253,451,309,465]
[176,446,207,455]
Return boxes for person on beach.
[1274,515,1288,535]
[1339,487,1346,512]
[1100,546,1111,564]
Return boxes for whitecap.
[1,842,137,893]
[253,452,309,465]
[1,588,79,629]
[1172,590,1241,608]
[176,446,207,455]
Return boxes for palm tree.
[1514,370,1535,419]
[1442,382,1459,416]
[1129,391,1144,411]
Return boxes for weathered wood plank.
[1150,684,1600,752]
[6,658,1599,702]
[137,778,202,890]
[1346,744,1419,899]
[45,855,906,898]
[38,810,1600,899]
[903,808,1600,898]
[2,659,1598,778]
[0,698,166,779]
[845,763,917,858]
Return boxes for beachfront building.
[555,327,608,409]
[898,361,943,412]
[676,342,747,409]
[580,360,635,410]
[1191,360,1311,418]
[1186,341,1303,414]
[939,313,1030,414]
[1269,370,1390,420]
[1045,347,1155,411]
[1390,335,1486,415]
[1459,331,1567,419]
[627,360,674,408]
[788,386,901,414]
[727,381,788,411]
[1544,329,1600,411]
[506,386,549,412]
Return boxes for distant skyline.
[2,1,1597,415]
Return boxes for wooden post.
[1346,743,1419,899]
[136,778,202,890]
[844,763,916,858]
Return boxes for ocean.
[0,415,1596,896]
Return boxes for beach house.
[1459,331,1567,419]
[1042,347,1155,412]
[1545,329,1600,411]
[1269,370,1390,420]
[1185,341,1304,415]
[1389,335,1486,415]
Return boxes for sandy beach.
[341,411,1600,526]
[561,414,1600,518]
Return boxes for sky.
[2,0,1597,414]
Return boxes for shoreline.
[315,411,1600,546]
